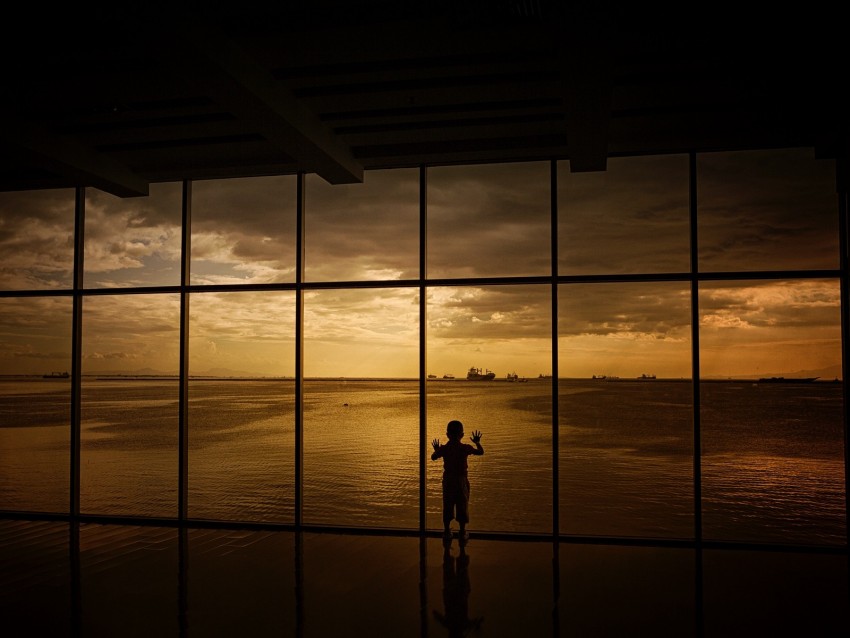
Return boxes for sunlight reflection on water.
[0,378,845,544]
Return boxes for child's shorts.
[442,475,471,524]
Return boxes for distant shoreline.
[0,375,842,383]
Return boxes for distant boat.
[43,371,69,379]
[592,374,606,380]
[637,374,656,380]
[467,366,496,381]
[758,376,819,383]
[538,373,552,379]
[427,374,437,379]
[442,374,455,379]
[506,372,519,381]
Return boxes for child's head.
[446,420,464,441]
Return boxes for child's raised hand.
[431,438,441,451]
[471,430,482,443]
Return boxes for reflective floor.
[1,519,848,637]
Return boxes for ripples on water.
[0,378,845,545]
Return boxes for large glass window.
[303,288,419,528]
[0,188,76,290]
[305,169,419,281]
[80,293,180,517]
[558,282,694,538]
[0,148,844,550]
[191,176,297,285]
[699,279,846,545]
[558,155,690,275]
[188,291,296,523]
[697,148,838,272]
[84,183,183,288]
[0,296,72,512]
[427,284,553,534]
[427,162,551,279]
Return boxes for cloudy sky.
[0,148,842,379]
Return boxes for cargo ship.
[467,366,495,381]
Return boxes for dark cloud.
[428,285,552,341]
[305,169,420,281]
[559,283,691,338]
[192,175,297,234]
[699,279,840,329]
[86,182,183,235]
[427,282,693,344]
[558,154,690,274]
[697,148,838,271]
[0,188,76,222]
[427,162,552,278]
[0,189,76,288]
[0,297,73,373]
[83,185,183,286]
[192,170,421,282]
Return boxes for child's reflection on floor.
[433,537,484,637]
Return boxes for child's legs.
[455,477,471,527]
[442,503,453,529]
[441,479,456,528]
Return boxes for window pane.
[427,162,550,278]
[699,279,846,545]
[427,284,552,534]
[558,155,690,275]
[84,183,183,288]
[0,297,72,512]
[191,176,297,285]
[188,291,295,523]
[0,188,76,290]
[303,288,419,528]
[559,282,693,538]
[305,169,419,281]
[81,294,179,516]
[697,148,838,272]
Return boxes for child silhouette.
[431,420,484,543]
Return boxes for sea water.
[0,377,845,545]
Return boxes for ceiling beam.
[0,119,150,198]
[560,4,613,173]
[176,20,364,185]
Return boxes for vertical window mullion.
[550,160,559,541]
[689,152,704,635]
[70,186,85,518]
[295,172,305,528]
[419,165,428,532]
[178,179,191,520]
[837,156,850,550]
[689,152,702,545]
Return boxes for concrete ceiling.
[0,1,844,197]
